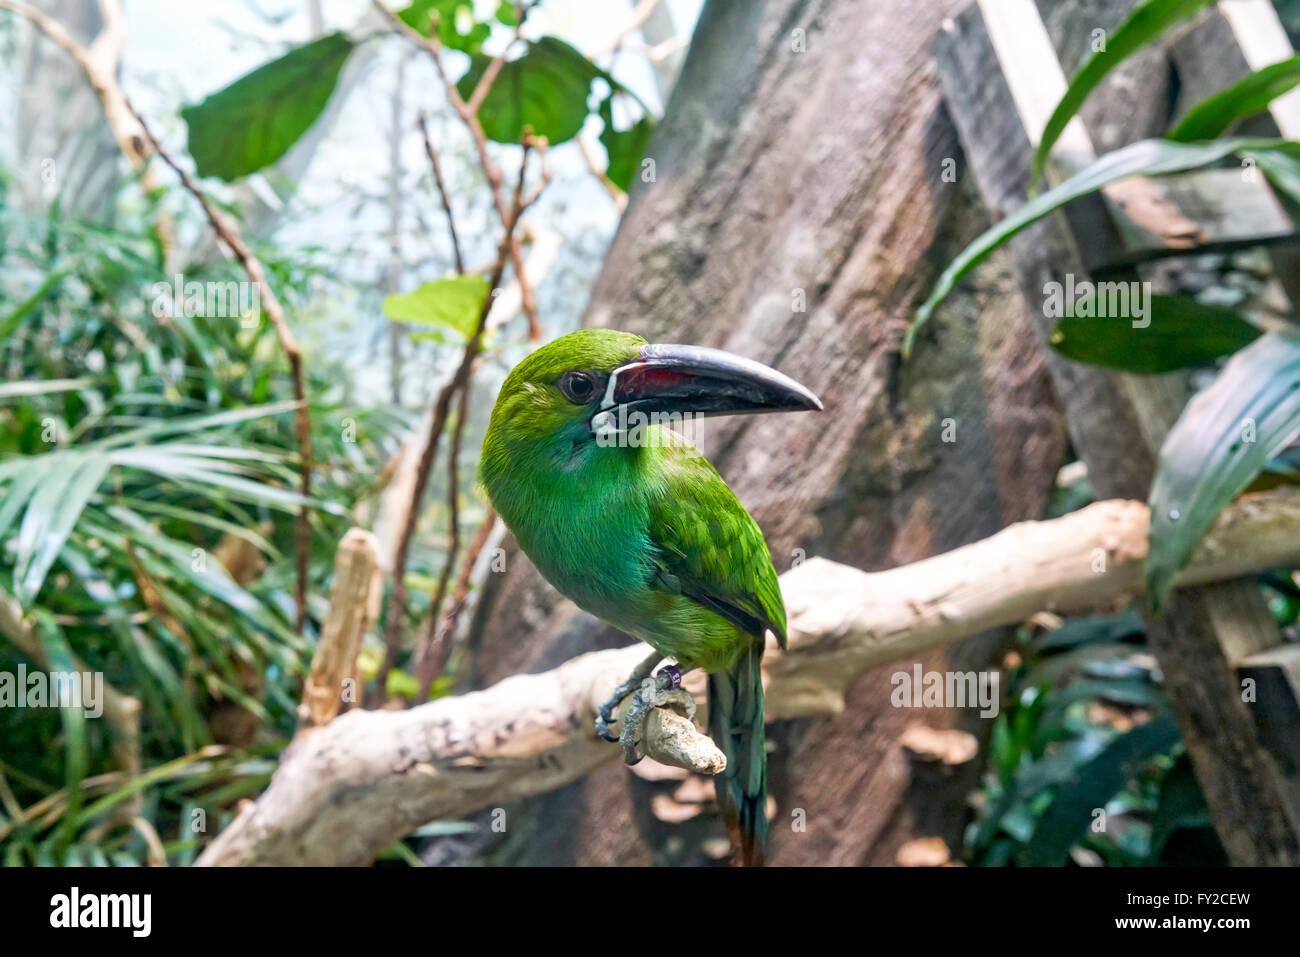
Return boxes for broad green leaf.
[14,451,110,605]
[1019,717,1180,866]
[1048,294,1261,372]
[907,137,1291,356]
[458,37,603,145]
[1030,0,1217,189]
[1170,56,1300,141]
[1147,330,1300,606]
[598,95,654,192]
[382,274,489,337]
[181,32,355,181]
[398,0,489,53]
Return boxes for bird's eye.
[558,370,598,405]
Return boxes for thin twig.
[576,134,628,211]
[375,142,550,699]
[416,110,465,273]
[126,102,315,633]
[413,380,469,696]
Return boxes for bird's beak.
[597,343,823,422]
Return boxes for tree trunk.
[451,0,1067,866]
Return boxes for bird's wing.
[646,442,787,648]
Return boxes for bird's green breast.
[481,426,758,672]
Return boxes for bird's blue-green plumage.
[480,329,784,863]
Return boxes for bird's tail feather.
[707,641,767,866]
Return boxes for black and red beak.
[598,343,822,422]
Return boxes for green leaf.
[96,399,301,449]
[458,37,603,145]
[1171,56,1300,142]
[382,275,489,337]
[0,269,69,339]
[0,463,42,543]
[1048,294,1261,372]
[907,136,1289,356]
[181,32,355,181]
[1147,329,1300,607]
[494,1,518,27]
[398,0,489,53]
[598,95,654,192]
[1031,610,1144,653]
[13,451,111,606]
[1019,717,1180,866]
[1030,0,1217,189]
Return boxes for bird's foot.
[619,667,696,766]
[595,652,663,742]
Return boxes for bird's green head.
[482,327,822,476]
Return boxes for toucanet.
[480,329,822,865]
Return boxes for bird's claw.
[595,713,619,742]
[618,672,697,766]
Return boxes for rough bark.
[454,0,1068,867]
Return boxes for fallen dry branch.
[197,488,1300,865]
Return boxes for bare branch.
[198,488,1300,865]
[416,110,465,274]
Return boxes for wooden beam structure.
[934,0,1300,864]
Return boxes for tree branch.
[197,487,1300,865]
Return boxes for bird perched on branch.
[480,329,821,866]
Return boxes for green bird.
[480,329,821,865]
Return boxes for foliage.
[181,32,356,181]
[913,0,1300,611]
[179,9,653,185]
[0,196,405,865]
[966,610,1228,867]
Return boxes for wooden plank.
[1096,167,1299,270]
[976,0,1094,164]
[1238,644,1300,773]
